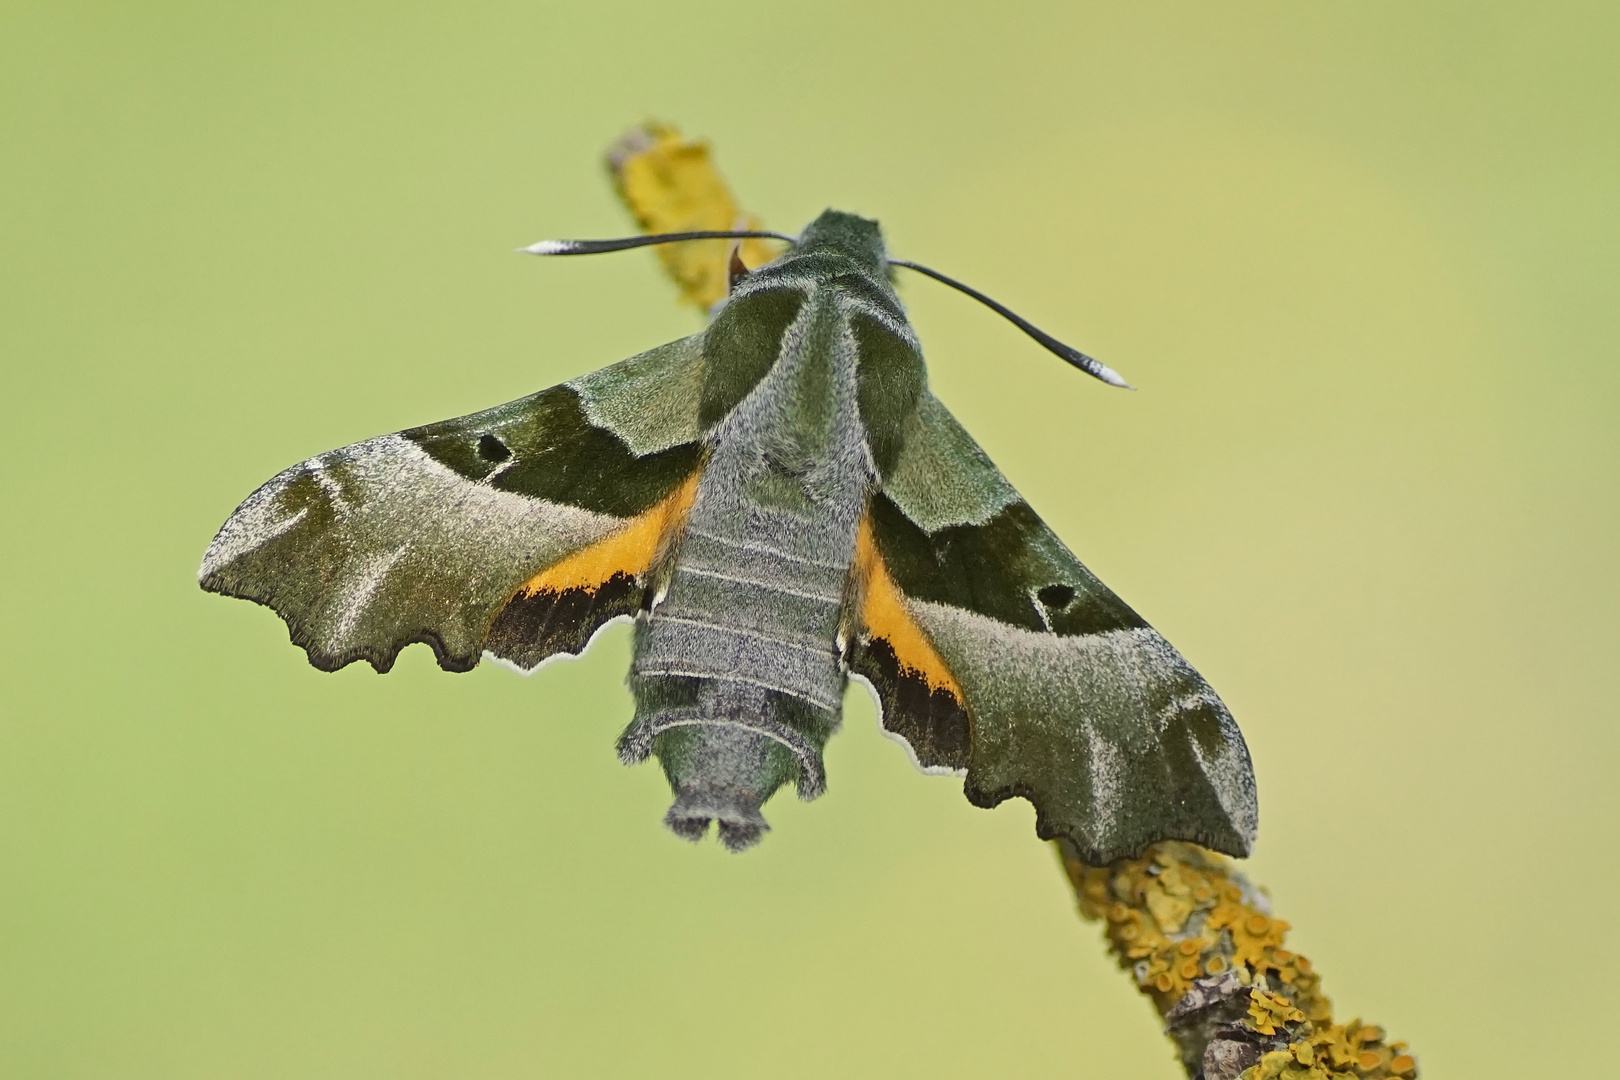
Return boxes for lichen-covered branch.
[604,120,1419,1080]
[1059,841,1417,1079]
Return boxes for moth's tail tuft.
[620,676,832,852]
[662,786,770,852]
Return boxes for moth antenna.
[518,229,798,256]
[888,259,1133,389]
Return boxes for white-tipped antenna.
[518,239,582,255]
[890,259,1133,389]
[518,229,797,257]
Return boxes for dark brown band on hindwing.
[851,638,970,770]
[483,571,643,669]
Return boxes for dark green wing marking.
[855,392,1258,863]
[199,336,708,674]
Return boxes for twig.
[1058,841,1416,1079]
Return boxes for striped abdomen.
[619,284,872,850]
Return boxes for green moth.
[200,210,1257,862]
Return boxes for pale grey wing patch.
[200,433,623,673]
[909,600,1257,864]
[198,482,310,571]
[330,543,410,641]
[883,393,1020,531]
[568,334,705,455]
[1081,724,1128,845]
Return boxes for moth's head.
[794,210,887,276]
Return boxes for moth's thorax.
[703,211,928,484]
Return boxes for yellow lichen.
[1251,1048,1306,1080]
[606,122,785,309]
[1058,841,1416,1078]
[1249,989,1306,1035]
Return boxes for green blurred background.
[3,3,1616,1076]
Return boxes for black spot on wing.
[405,386,703,518]
[1046,582,1147,636]
[867,493,1147,635]
[852,638,970,771]
[483,571,643,670]
[1037,583,1075,609]
[476,433,511,462]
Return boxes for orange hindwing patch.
[483,472,701,670]
[853,514,963,699]
[518,470,701,597]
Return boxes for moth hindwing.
[201,209,1257,861]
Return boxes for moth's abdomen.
[620,521,850,851]
[636,526,847,704]
[618,281,873,850]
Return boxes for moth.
[200,210,1257,862]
